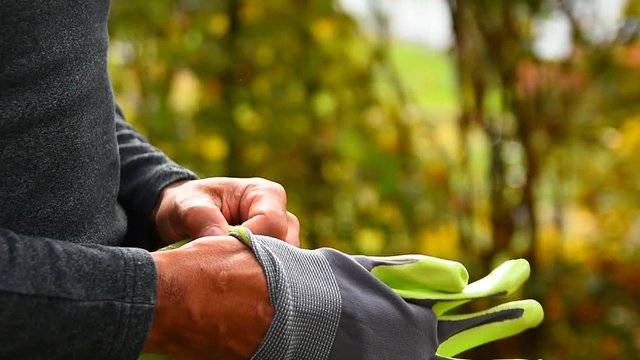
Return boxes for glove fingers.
[365,255,469,293]
[461,259,530,297]
[437,259,530,315]
[435,299,544,358]
[400,259,529,314]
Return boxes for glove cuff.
[232,228,342,360]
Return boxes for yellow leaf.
[200,135,229,162]
[240,3,264,24]
[208,14,230,37]
[233,104,263,132]
[311,18,337,42]
[168,68,200,117]
[536,223,560,266]
[617,116,640,157]
[418,223,460,259]
[355,228,385,255]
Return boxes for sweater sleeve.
[0,227,157,359]
[115,106,198,249]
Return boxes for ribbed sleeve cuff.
[236,231,342,360]
[110,247,158,359]
[0,229,158,359]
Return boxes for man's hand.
[153,177,300,247]
[144,236,273,360]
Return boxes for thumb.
[159,195,230,243]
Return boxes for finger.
[283,212,300,247]
[241,208,288,240]
[436,299,544,357]
[238,180,289,240]
[389,259,530,311]
[161,194,229,242]
[367,255,469,294]
[431,258,530,315]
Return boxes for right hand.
[230,227,544,360]
[152,177,300,247]
[144,236,273,360]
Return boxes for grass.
[389,42,458,118]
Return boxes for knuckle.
[262,207,287,222]
[287,212,300,228]
[259,210,288,237]
[266,183,287,199]
[175,195,205,219]
[179,204,201,220]
[252,177,285,193]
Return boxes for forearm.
[0,228,156,359]
[144,237,272,359]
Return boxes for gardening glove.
[228,226,543,360]
[353,254,542,358]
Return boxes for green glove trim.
[157,239,190,251]
[369,255,469,293]
[436,299,544,358]
[138,353,172,360]
[228,225,252,246]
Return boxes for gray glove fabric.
[230,227,535,360]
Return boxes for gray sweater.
[0,1,197,358]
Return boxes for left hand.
[229,226,544,360]
[152,177,300,247]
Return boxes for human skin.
[153,177,300,247]
[144,177,300,358]
[144,237,273,359]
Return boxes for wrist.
[144,238,273,359]
[144,251,183,357]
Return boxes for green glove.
[354,254,531,310]
[229,225,543,359]
[436,299,543,358]
[347,251,542,358]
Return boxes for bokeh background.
[108,0,640,358]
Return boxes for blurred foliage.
[109,0,640,358]
[109,0,449,255]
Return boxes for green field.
[390,43,458,119]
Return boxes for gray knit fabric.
[241,232,342,360]
[0,1,197,358]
